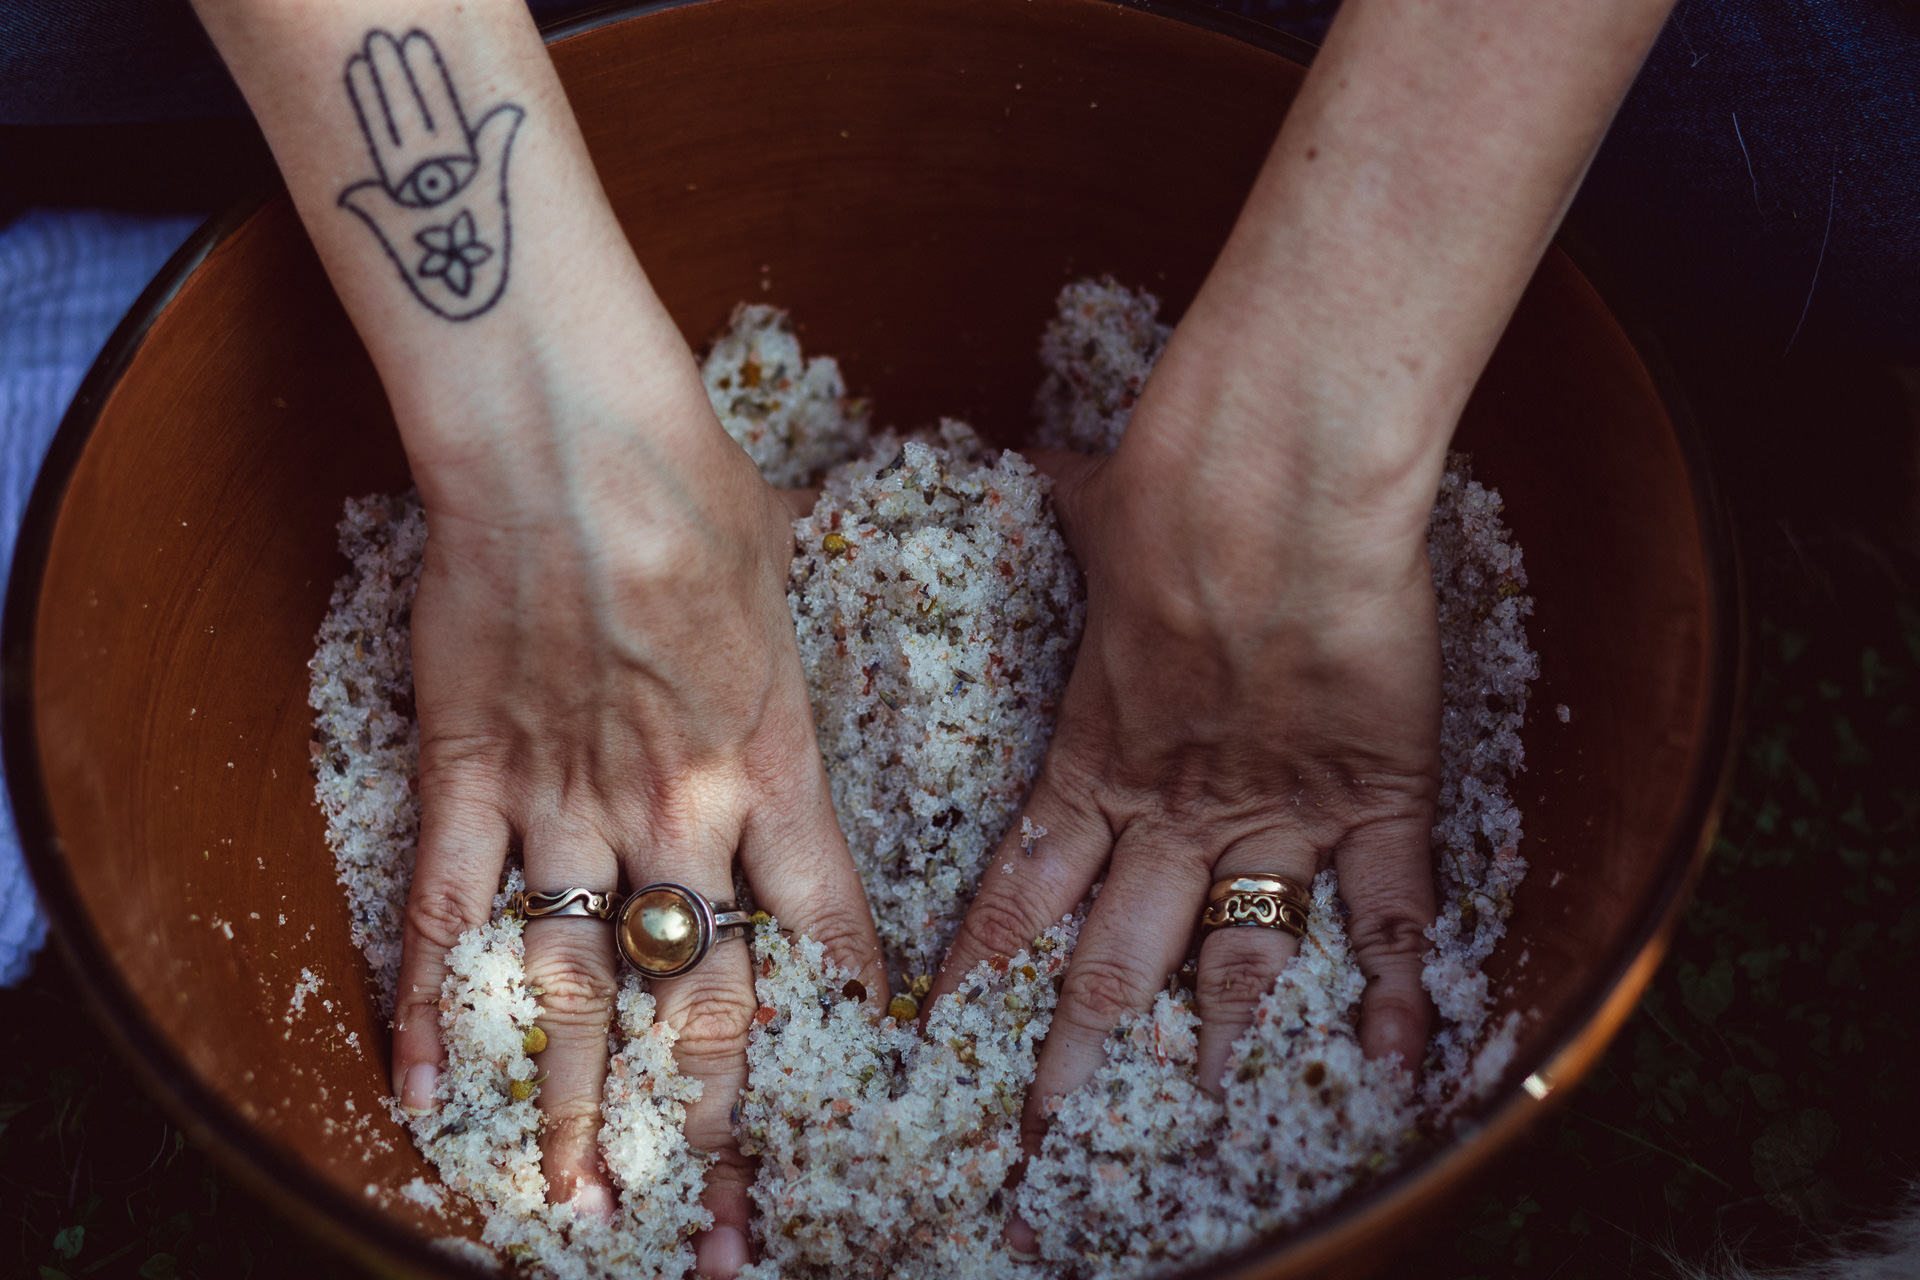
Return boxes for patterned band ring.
[1198,874,1311,940]
[505,886,625,921]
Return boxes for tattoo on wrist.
[338,29,525,321]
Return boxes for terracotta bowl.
[2,0,1741,1275]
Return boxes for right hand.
[388,354,887,1280]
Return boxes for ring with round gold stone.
[613,881,755,980]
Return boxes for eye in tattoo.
[337,29,524,321]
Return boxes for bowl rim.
[0,2,1743,1276]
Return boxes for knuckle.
[1348,909,1432,966]
[667,983,758,1061]
[949,892,1049,967]
[1363,986,1430,1027]
[1019,1105,1053,1159]
[782,897,877,972]
[527,956,618,1028]
[1058,954,1152,1030]
[1196,946,1281,1018]
[415,732,511,793]
[405,886,484,956]
[703,1146,755,1194]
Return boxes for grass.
[2,365,1916,1278]
[1440,582,1920,1279]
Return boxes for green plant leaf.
[52,1225,82,1261]
[1748,1073,1788,1111]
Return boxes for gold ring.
[1199,874,1310,939]
[613,882,754,980]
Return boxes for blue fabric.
[0,209,201,985]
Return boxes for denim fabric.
[1577,0,1920,358]
[1227,0,1920,358]
[0,1,244,125]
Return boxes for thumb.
[337,179,408,241]
[469,103,526,175]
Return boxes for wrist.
[1119,325,1452,548]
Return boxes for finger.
[399,29,466,140]
[929,768,1110,1004]
[736,746,886,1001]
[369,29,433,147]
[520,822,623,1212]
[1023,826,1209,1150]
[1335,813,1437,1069]
[466,104,527,181]
[392,768,512,1111]
[1192,840,1318,1096]
[345,51,401,187]
[639,845,759,1279]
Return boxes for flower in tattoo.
[414,210,494,298]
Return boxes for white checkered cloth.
[0,208,200,985]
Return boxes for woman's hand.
[390,375,886,1278]
[933,381,1445,1149]
[935,3,1676,1237]
[185,8,887,1275]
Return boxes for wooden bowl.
[2,0,1741,1275]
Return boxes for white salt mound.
[1033,275,1171,453]
[309,491,424,1010]
[308,279,1539,1278]
[789,420,1082,973]
[702,302,871,488]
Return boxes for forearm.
[1137,0,1674,539]
[190,0,722,527]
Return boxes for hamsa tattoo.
[338,30,524,321]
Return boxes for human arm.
[934,0,1675,1204]
[186,5,887,1273]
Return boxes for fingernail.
[401,1063,439,1113]
[569,1182,617,1221]
[695,1225,749,1278]
[1006,1214,1040,1258]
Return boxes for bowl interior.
[10,0,1728,1274]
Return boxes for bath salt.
[393,871,711,1278]
[1033,275,1171,453]
[1419,459,1538,1116]
[736,918,1077,1280]
[1018,875,1422,1273]
[308,281,1539,1278]
[703,302,870,488]
[308,491,425,1010]
[788,420,1083,972]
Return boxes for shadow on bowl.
[2,0,1741,1275]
